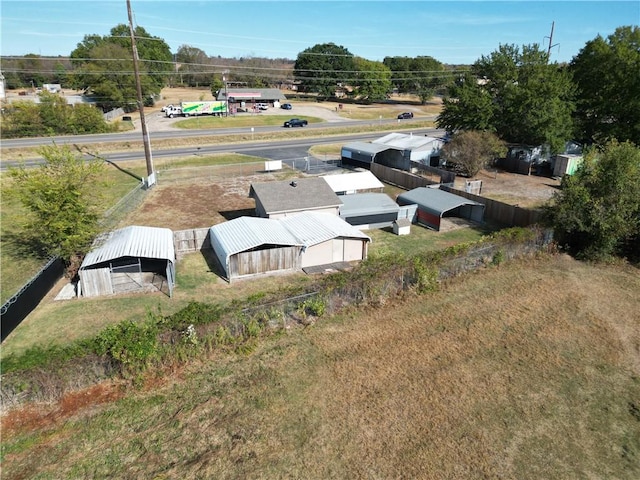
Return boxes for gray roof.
[249,177,342,215]
[373,132,443,151]
[209,217,302,258]
[339,193,400,217]
[216,88,287,101]
[342,142,398,156]
[209,212,369,260]
[80,226,175,269]
[321,170,384,192]
[280,212,370,246]
[397,187,483,216]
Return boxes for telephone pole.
[545,21,559,63]
[126,0,156,188]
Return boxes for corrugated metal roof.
[373,133,443,151]
[216,88,286,101]
[397,187,483,215]
[321,171,384,192]
[339,193,400,217]
[249,177,342,215]
[341,142,395,155]
[280,212,370,246]
[80,226,175,269]
[209,217,302,258]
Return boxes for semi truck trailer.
[165,101,227,118]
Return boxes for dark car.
[283,118,308,128]
[281,103,293,110]
[397,112,414,119]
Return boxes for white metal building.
[373,132,445,166]
[321,170,384,195]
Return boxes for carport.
[341,142,403,169]
[79,226,176,297]
[397,187,485,231]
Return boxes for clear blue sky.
[1,1,638,64]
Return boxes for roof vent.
[290,181,297,187]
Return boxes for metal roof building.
[397,187,485,231]
[321,170,384,195]
[249,177,343,219]
[373,133,445,166]
[209,213,370,280]
[79,226,176,297]
[340,141,404,170]
[216,88,287,103]
[338,193,400,229]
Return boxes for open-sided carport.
[397,187,485,231]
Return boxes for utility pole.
[127,0,155,188]
[545,21,559,63]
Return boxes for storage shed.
[79,226,176,298]
[397,187,485,231]
[373,133,445,167]
[338,193,400,229]
[321,170,384,195]
[209,217,304,281]
[249,177,342,219]
[209,213,370,281]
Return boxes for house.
[338,193,400,229]
[321,170,384,195]
[209,212,370,281]
[249,177,343,219]
[397,187,485,231]
[78,226,176,298]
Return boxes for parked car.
[283,118,308,128]
[256,103,269,110]
[281,103,293,110]
[397,112,414,119]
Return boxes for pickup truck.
[283,118,308,128]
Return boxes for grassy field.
[3,254,639,479]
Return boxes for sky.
[1,0,638,64]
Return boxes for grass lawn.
[3,255,639,479]
[174,114,323,129]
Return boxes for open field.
[2,254,639,479]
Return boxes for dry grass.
[3,255,640,479]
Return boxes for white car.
[256,103,269,110]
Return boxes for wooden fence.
[371,163,543,227]
[173,228,211,258]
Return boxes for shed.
[321,170,384,195]
[373,133,445,166]
[281,212,371,268]
[553,154,583,177]
[338,193,400,229]
[340,141,403,170]
[79,226,176,297]
[397,187,485,231]
[209,217,303,281]
[249,177,342,219]
[393,218,412,236]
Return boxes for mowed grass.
[174,114,323,129]
[3,255,639,479]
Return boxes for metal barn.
[209,217,304,281]
[397,187,485,231]
[79,226,176,297]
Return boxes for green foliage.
[94,320,159,373]
[438,43,575,153]
[294,43,356,98]
[70,24,172,111]
[353,57,393,101]
[570,26,640,145]
[544,141,640,261]
[301,297,327,317]
[441,130,507,177]
[491,249,505,266]
[383,55,450,103]
[413,258,439,293]
[6,145,107,270]
[175,44,213,87]
[162,301,224,330]
[0,92,113,139]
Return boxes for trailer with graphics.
[165,101,227,118]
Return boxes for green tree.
[294,43,356,98]
[570,26,640,145]
[544,141,640,261]
[70,25,172,111]
[383,56,449,103]
[437,44,575,153]
[175,44,212,87]
[441,130,507,177]
[352,57,392,101]
[7,145,107,277]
